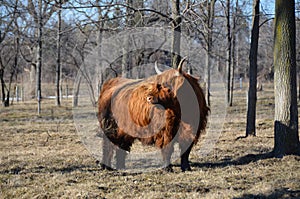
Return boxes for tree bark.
[171,0,181,68]
[205,0,215,106]
[36,0,43,114]
[230,0,238,107]
[0,68,5,105]
[96,0,104,97]
[56,0,62,106]
[246,0,260,137]
[226,0,232,106]
[122,0,133,78]
[273,0,300,156]
[6,37,20,107]
[73,75,81,107]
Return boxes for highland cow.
[98,58,210,171]
[98,79,180,171]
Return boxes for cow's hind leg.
[115,132,134,170]
[116,148,126,170]
[161,143,174,172]
[101,135,114,170]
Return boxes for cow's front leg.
[161,143,174,172]
[180,144,193,172]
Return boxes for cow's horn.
[177,56,187,74]
[154,61,162,75]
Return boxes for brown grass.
[1,83,300,198]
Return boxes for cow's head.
[153,57,200,96]
[152,57,210,133]
[145,83,174,106]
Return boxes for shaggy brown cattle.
[98,58,210,171]
[98,79,181,170]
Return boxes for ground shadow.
[191,152,274,169]
[233,188,300,199]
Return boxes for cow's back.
[98,77,138,118]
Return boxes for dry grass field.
[1,83,300,198]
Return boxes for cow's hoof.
[99,163,115,171]
[161,165,174,172]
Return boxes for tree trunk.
[6,36,20,107]
[226,0,232,106]
[273,0,300,156]
[56,0,61,106]
[73,75,81,107]
[96,0,104,97]
[122,0,133,78]
[0,68,6,106]
[230,0,238,105]
[171,0,181,68]
[246,0,260,137]
[205,0,215,106]
[29,61,36,98]
[122,39,130,77]
[36,0,43,114]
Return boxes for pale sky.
[261,0,275,15]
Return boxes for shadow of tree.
[1,163,144,177]
[191,152,274,169]
[233,188,300,199]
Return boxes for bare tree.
[230,0,238,107]
[246,0,260,137]
[273,0,300,157]
[0,0,20,107]
[36,0,43,114]
[23,0,59,103]
[205,0,215,106]
[225,0,232,106]
[56,0,62,106]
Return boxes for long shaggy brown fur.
[98,77,180,170]
[98,62,209,171]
